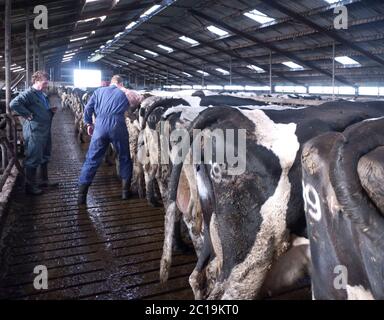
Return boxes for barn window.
[215,68,230,75]
[247,65,265,73]
[140,5,161,18]
[126,22,137,30]
[134,54,146,60]
[182,72,193,77]
[144,50,158,57]
[282,61,304,70]
[206,25,229,37]
[158,45,173,53]
[243,9,275,24]
[335,56,361,67]
[179,36,200,46]
[197,70,210,76]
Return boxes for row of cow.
[62,86,384,299]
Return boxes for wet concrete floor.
[0,108,195,300]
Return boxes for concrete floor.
[0,108,195,300]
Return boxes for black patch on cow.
[200,95,267,107]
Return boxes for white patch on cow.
[235,105,306,111]
[210,212,223,277]
[292,236,309,247]
[213,109,300,299]
[160,201,177,283]
[162,105,207,122]
[346,285,374,300]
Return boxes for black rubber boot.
[122,179,131,200]
[78,184,90,205]
[25,167,43,195]
[39,163,59,187]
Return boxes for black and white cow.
[302,116,384,300]
[161,100,384,299]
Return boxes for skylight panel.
[144,50,158,57]
[323,0,340,4]
[207,25,229,37]
[134,54,146,60]
[247,64,265,73]
[182,72,193,77]
[197,70,209,76]
[70,36,88,42]
[126,22,137,30]
[158,44,173,53]
[179,36,199,46]
[243,9,275,24]
[282,61,304,70]
[335,56,361,66]
[140,5,161,18]
[215,68,230,75]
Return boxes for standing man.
[78,75,138,205]
[10,71,58,195]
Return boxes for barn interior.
[0,0,383,300]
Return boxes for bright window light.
[107,40,113,44]
[144,50,158,57]
[157,44,173,53]
[309,86,334,94]
[140,4,161,18]
[245,85,270,91]
[282,61,304,70]
[323,0,339,4]
[379,87,384,96]
[171,85,181,89]
[182,72,193,77]
[207,25,229,37]
[86,0,100,2]
[114,32,123,38]
[193,85,204,90]
[134,54,146,60]
[70,36,88,42]
[243,9,275,24]
[118,59,129,65]
[63,53,76,57]
[74,69,101,88]
[247,64,265,73]
[358,87,379,96]
[275,86,307,93]
[335,56,361,66]
[126,21,137,30]
[224,85,245,90]
[206,85,224,90]
[197,70,209,76]
[339,86,355,95]
[180,85,193,89]
[179,36,199,46]
[216,68,230,75]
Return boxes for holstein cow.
[302,117,384,299]
[161,101,384,299]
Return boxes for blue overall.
[79,85,133,185]
[10,88,53,169]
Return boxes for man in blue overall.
[10,71,58,195]
[78,75,133,205]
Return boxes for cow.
[160,100,384,299]
[301,116,384,299]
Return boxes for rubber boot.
[122,179,130,200]
[25,167,44,195]
[78,184,90,205]
[39,163,59,187]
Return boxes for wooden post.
[332,41,336,100]
[33,31,37,73]
[269,51,272,94]
[25,8,30,89]
[5,0,12,114]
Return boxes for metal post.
[332,41,336,100]
[25,8,30,89]
[229,57,232,86]
[33,31,37,73]
[5,0,12,114]
[269,51,272,94]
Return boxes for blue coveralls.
[10,88,53,169]
[79,85,133,186]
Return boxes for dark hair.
[32,71,49,84]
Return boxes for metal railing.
[0,113,23,192]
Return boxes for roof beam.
[189,9,353,86]
[163,26,301,85]
[258,0,384,67]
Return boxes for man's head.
[110,75,124,88]
[32,71,49,91]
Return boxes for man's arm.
[10,91,33,119]
[83,91,97,125]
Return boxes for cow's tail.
[330,117,384,243]
[160,106,241,282]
